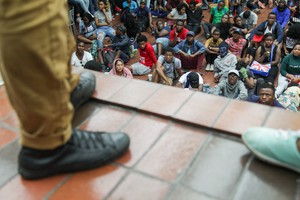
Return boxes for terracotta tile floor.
[0,5,300,200]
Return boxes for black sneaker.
[18,129,130,180]
[70,71,96,111]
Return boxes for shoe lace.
[69,130,106,149]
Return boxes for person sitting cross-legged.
[248,83,285,108]
[210,69,248,100]
[176,71,204,91]
[152,47,183,86]
[173,31,206,71]
[127,34,157,75]
[205,28,223,72]
[213,42,237,83]
[152,20,171,58]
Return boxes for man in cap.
[173,30,206,70]
[176,71,204,91]
[225,28,247,59]
[103,25,131,63]
[211,69,248,100]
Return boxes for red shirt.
[185,0,201,3]
[139,42,157,68]
[170,28,189,44]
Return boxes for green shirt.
[210,6,229,24]
[280,54,300,77]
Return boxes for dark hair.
[293,42,300,49]
[189,0,196,6]
[213,28,221,34]
[117,25,127,34]
[176,19,185,25]
[287,23,300,39]
[176,2,188,12]
[234,15,242,22]
[268,12,277,17]
[263,33,275,41]
[218,1,225,5]
[243,10,251,19]
[164,47,175,55]
[156,19,164,25]
[137,34,147,43]
[259,83,275,94]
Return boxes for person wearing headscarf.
[109,58,133,79]
[211,69,248,100]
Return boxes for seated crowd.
[69,0,300,111]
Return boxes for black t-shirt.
[214,22,233,40]
[186,7,203,24]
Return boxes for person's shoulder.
[248,95,259,102]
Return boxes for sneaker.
[19,129,130,179]
[229,13,233,18]
[209,64,214,72]
[205,64,211,71]
[71,71,96,111]
[242,127,300,173]
[76,16,82,23]
[130,49,138,58]
[206,33,211,39]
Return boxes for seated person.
[166,0,184,12]
[153,20,171,57]
[127,34,157,75]
[211,69,248,100]
[211,14,232,41]
[132,0,153,32]
[225,28,247,61]
[202,1,229,39]
[109,58,133,79]
[173,31,206,70]
[152,48,183,85]
[253,33,281,85]
[124,13,140,49]
[183,0,203,8]
[235,60,256,97]
[71,41,94,68]
[186,0,203,35]
[249,12,284,46]
[167,3,188,28]
[272,0,290,29]
[77,12,97,44]
[214,42,237,83]
[229,16,248,38]
[176,71,204,91]
[283,23,300,56]
[229,0,242,17]
[205,28,223,71]
[151,0,168,18]
[239,10,258,35]
[123,0,138,13]
[248,83,285,108]
[275,43,300,97]
[277,85,300,112]
[170,19,189,47]
[103,25,131,64]
[246,0,261,13]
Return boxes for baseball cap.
[187,72,199,88]
[233,28,242,35]
[253,34,264,42]
[228,69,240,77]
[187,31,195,37]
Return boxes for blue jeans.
[96,26,116,48]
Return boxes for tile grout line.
[43,174,74,200]
[260,106,273,127]
[229,155,255,200]
[210,98,231,128]
[171,91,196,117]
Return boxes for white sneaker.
[205,64,211,71]
[209,64,214,72]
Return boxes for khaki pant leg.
[0,0,78,149]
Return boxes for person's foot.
[205,64,211,71]
[19,129,130,179]
[209,64,214,72]
[71,71,96,111]
[115,6,122,12]
[242,127,300,173]
[205,33,211,39]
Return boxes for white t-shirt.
[71,51,93,68]
[179,71,203,88]
[240,11,258,30]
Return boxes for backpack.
[102,50,116,69]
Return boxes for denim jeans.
[96,26,116,48]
